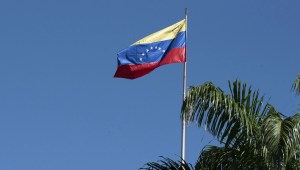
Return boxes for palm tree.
[195,106,300,169]
[141,80,300,170]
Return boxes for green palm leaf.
[195,145,267,170]
[181,80,267,146]
[262,107,300,167]
[139,157,194,170]
[292,75,300,95]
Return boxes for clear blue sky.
[0,0,299,169]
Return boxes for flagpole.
[181,7,188,162]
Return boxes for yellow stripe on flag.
[131,19,186,46]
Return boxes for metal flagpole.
[181,7,188,162]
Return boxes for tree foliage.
[141,80,300,170]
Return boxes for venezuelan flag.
[114,19,186,79]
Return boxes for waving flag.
[114,19,186,79]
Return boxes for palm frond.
[292,75,300,95]
[195,145,266,170]
[262,107,300,167]
[181,80,267,146]
[286,151,300,169]
[139,156,194,170]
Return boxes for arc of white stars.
[141,45,166,62]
